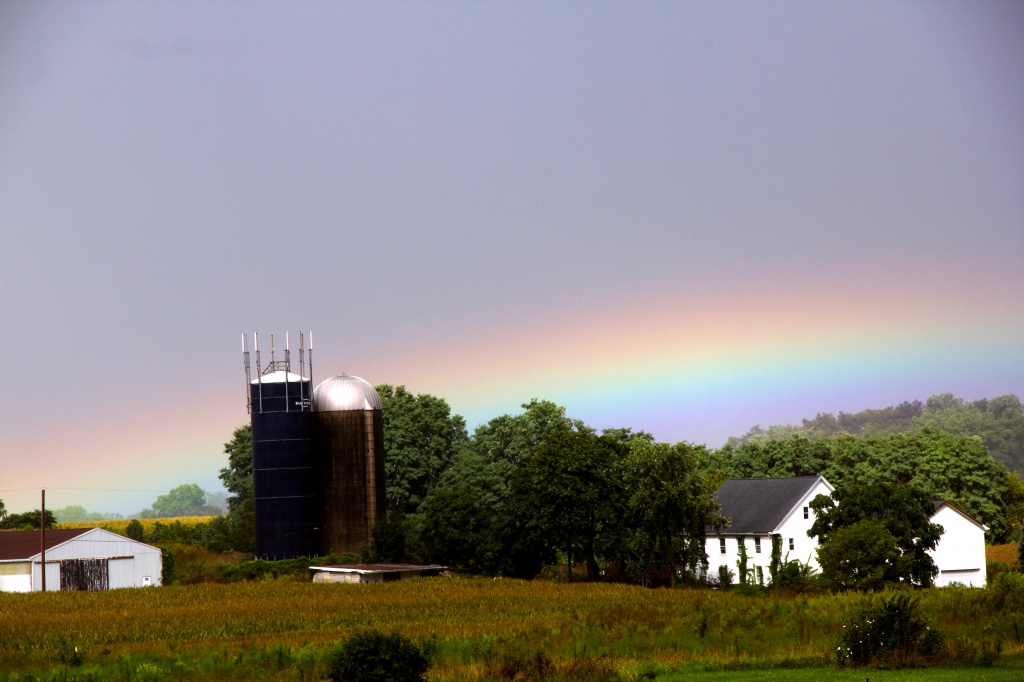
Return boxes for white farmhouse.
[928,500,987,587]
[0,528,162,592]
[705,476,989,587]
[705,476,833,584]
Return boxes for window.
[789,538,795,551]
[754,537,761,553]
[803,506,809,519]
[719,537,726,554]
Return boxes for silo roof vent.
[313,374,382,412]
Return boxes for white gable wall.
[705,477,833,584]
[25,529,162,591]
[928,505,987,587]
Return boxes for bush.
[836,594,943,668]
[324,630,431,682]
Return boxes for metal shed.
[0,528,163,592]
[309,563,446,584]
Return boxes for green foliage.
[158,546,175,586]
[621,440,724,586]
[836,595,944,668]
[218,424,255,553]
[727,392,1024,478]
[717,565,734,587]
[714,429,1020,542]
[125,519,145,541]
[377,385,468,515]
[817,520,901,592]
[52,505,123,523]
[810,482,942,588]
[323,629,430,682]
[0,497,5,522]
[511,430,625,581]
[769,534,782,585]
[139,484,221,519]
[370,510,408,563]
[736,537,748,587]
[420,485,503,574]
[0,509,56,529]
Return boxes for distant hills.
[727,393,1024,475]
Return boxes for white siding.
[928,505,987,587]
[0,562,32,592]
[20,529,163,591]
[705,478,832,583]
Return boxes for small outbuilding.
[310,563,446,584]
[0,528,163,592]
[928,500,987,587]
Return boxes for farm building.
[705,476,833,584]
[0,528,162,592]
[310,563,446,584]
[705,476,988,587]
[929,500,987,587]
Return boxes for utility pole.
[40,489,46,592]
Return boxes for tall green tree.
[376,385,468,515]
[621,440,724,586]
[510,430,624,580]
[218,424,255,553]
[809,482,942,588]
[0,509,56,530]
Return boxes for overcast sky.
[1,0,1022,515]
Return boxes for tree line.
[212,387,1024,586]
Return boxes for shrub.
[835,594,943,668]
[717,565,734,587]
[324,630,431,682]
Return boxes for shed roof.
[0,529,90,561]
[933,500,988,531]
[310,563,446,574]
[714,476,830,534]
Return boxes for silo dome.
[313,374,382,412]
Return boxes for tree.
[125,519,145,541]
[809,482,942,588]
[621,440,724,586]
[420,485,502,574]
[376,385,468,515]
[0,497,6,522]
[817,519,902,592]
[218,424,255,553]
[140,484,221,519]
[510,430,624,581]
[0,509,56,530]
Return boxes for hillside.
[727,393,1024,475]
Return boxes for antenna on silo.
[308,330,314,409]
[254,332,263,413]
[270,333,275,368]
[284,331,290,413]
[242,333,252,414]
[299,332,307,410]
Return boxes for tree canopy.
[139,484,222,519]
[809,482,943,589]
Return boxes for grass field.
[1,577,1021,680]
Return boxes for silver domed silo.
[312,374,385,554]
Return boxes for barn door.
[59,558,110,591]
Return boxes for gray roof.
[713,477,828,534]
[313,374,382,412]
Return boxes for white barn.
[705,476,988,587]
[0,528,163,592]
[928,500,987,587]
[705,476,833,584]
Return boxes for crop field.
[1,577,1022,680]
[56,516,219,533]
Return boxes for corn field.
[1,578,1022,679]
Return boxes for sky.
[1,0,1022,515]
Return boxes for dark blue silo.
[249,369,320,559]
